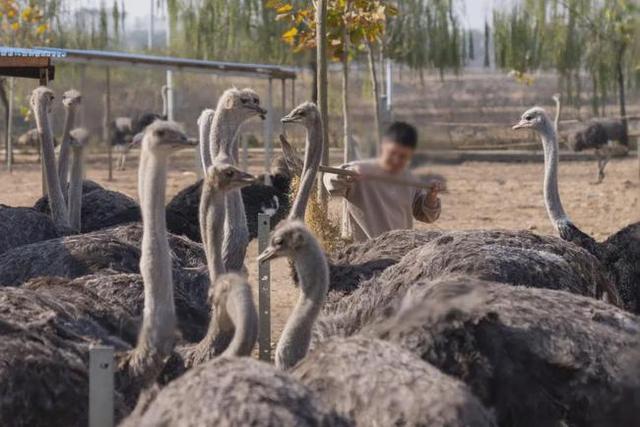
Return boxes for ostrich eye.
[274,236,283,245]
[224,170,234,177]
[525,115,533,121]
[156,130,166,138]
[241,98,249,105]
[253,97,259,104]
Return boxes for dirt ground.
[1,151,639,348]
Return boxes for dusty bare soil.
[1,151,638,347]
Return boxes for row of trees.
[494,0,639,126]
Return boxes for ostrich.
[257,220,496,426]
[570,118,629,184]
[366,276,640,426]
[552,92,561,134]
[112,117,134,171]
[514,107,640,312]
[57,89,82,197]
[31,87,71,232]
[0,121,195,425]
[68,128,89,231]
[121,273,347,427]
[209,88,267,272]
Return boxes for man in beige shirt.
[324,122,441,242]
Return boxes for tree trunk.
[615,51,628,146]
[367,40,382,155]
[310,59,318,104]
[316,0,329,212]
[341,29,352,238]
[0,79,8,164]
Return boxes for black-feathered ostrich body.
[570,119,629,183]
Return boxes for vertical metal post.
[5,77,14,173]
[79,65,87,126]
[89,346,114,427]
[103,68,113,181]
[257,213,272,362]
[386,59,393,111]
[148,0,154,50]
[281,79,287,133]
[263,79,273,185]
[39,67,49,195]
[165,2,174,122]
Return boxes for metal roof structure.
[36,47,297,80]
[0,46,64,81]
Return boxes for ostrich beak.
[236,170,257,184]
[249,105,268,120]
[257,246,279,263]
[281,114,297,124]
[512,120,529,130]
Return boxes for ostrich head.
[281,102,320,128]
[513,107,553,134]
[62,89,82,108]
[69,128,90,148]
[142,121,195,154]
[204,162,256,192]
[30,86,55,115]
[552,93,561,104]
[257,220,312,262]
[218,88,267,121]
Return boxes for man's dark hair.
[383,121,418,149]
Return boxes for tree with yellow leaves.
[0,1,51,46]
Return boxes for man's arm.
[413,186,441,223]
[323,164,358,199]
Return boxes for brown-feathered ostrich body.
[313,228,618,344]
[365,276,640,426]
[514,107,640,313]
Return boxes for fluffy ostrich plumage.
[293,336,496,427]
[0,286,133,426]
[165,156,293,242]
[120,357,350,427]
[367,276,640,427]
[34,181,142,233]
[0,223,208,289]
[570,119,629,151]
[314,229,617,344]
[0,204,60,255]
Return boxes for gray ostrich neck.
[220,286,258,357]
[210,110,242,164]
[199,183,226,283]
[540,125,569,229]
[136,149,176,367]
[289,119,323,220]
[276,240,329,370]
[34,100,70,230]
[58,105,77,195]
[199,118,213,171]
[68,145,84,232]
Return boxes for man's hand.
[424,184,440,209]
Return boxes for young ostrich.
[514,107,640,313]
[256,220,496,426]
[57,89,82,198]
[570,118,629,184]
[366,276,640,426]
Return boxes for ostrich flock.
[0,83,637,427]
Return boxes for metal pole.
[5,78,14,173]
[103,68,113,181]
[39,67,49,195]
[79,65,87,126]
[257,213,272,362]
[386,59,393,111]
[89,346,114,427]
[166,2,174,121]
[148,0,154,50]
[291,78,296,107]
[263,79,273,185]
